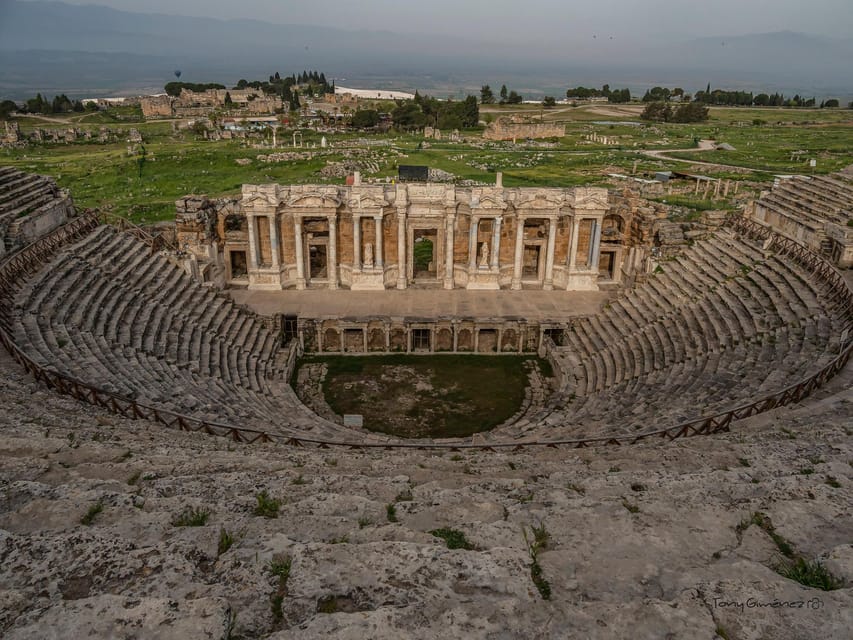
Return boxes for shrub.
[386,503,398,523]
[218,528,235,555]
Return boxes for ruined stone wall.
[483,118,565,141]
[140,96,174,119]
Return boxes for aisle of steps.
[11,225,376,442]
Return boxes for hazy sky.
[31,0,853,42]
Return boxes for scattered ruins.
[141,88,283,119]
[483,115,565,141]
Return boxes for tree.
[670,102,709,123]
[224,92,233,107]
[0,100,18,119]
[542,96,556,108]
[507,90,523,105]
[753,93,770,106]
[499,84,508,104]
[823,99,839,108]
[480,85,495,104]
[351,109,380,129]
[640,102,672,122]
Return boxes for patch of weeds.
[268,554,292,623]
[825,476,841,489]
[326,458,338,467]
[430,527,474,550]
[523,521,551,600]
[254,490,280,519]
[316,596,339,614]
[172,506,211,527]
[567,483,585,495]
[462,465,475,475]
[608,465,621,473]
[127,470,141,485]
[630,483,647,492]
[622,499,640,514]
[736,512,794,558]
[507,461,516,470]
[738,458,751,467]
[808,456,825,465]
[798,468,814,475]
[716,625,731,640]
[775,558,844,591]
[218,528,235,555]
[291,475,308,485]
[518,491,534,504]
[450,454,463,462]
[328,534,349,544]
[80,501,103,526]
[117,450,132,462]
[395,488,413,502]
[357,517,373,529]
[386,503,398,523]
[781,427,797,440]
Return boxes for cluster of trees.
[692,85,840,108]
[233,71,333,112]
[641,101,709,123]
[8,93,96,115]
[641,87,686,102]
[565,85,631,104]
[164,82,225,97]
[480,85,522,105]
[391,92,479,130]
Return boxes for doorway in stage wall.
[522,245,543,280]
[599,250,615,279]
[229,250,247,279]
[309,244,328,279]
[412,229,437,280]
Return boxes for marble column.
[269,215,280,269]
[543,217,557,290]
[353,215,361,271]
[444,213,455,289]
[468,217,479,272]
[374,215,384,269]
[328,216,338,289]
[589,219,602,273]
[396,209,407,289]
[568,217,580,271]
[490,216,502,272]
[293,217,305,290]
[511,217,524,290]
[247,214,259,269]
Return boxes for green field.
[2,104,851,224]
[298,354,547,438]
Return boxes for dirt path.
[639,139,772,173]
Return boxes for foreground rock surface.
[0,349,851,639]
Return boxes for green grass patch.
[172,506,211,527]
[430,527,474,550]
[253,490,280,519]
[775,558,844,591]
[80,501,103,526]
[298,354,546,438]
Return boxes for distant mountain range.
[0,1,850,100]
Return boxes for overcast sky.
[29,0,853,42]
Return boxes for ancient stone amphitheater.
[1,166,851,639]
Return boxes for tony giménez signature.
[713,597,824,612]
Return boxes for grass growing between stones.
[80,501,103,526]
[298,354,548,438]
[735,511,845,590]
[430,528,474,550]
[523,522,552,600]
[254,490,280,519]
[172,506,211,527]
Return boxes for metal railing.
[0,212,850,451]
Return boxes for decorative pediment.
[241,193,278,208]
[470,193,508,211]
[514,194,565,210]
[573,196,611,211]
[348,194,390,210]
[286,193,342,209]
